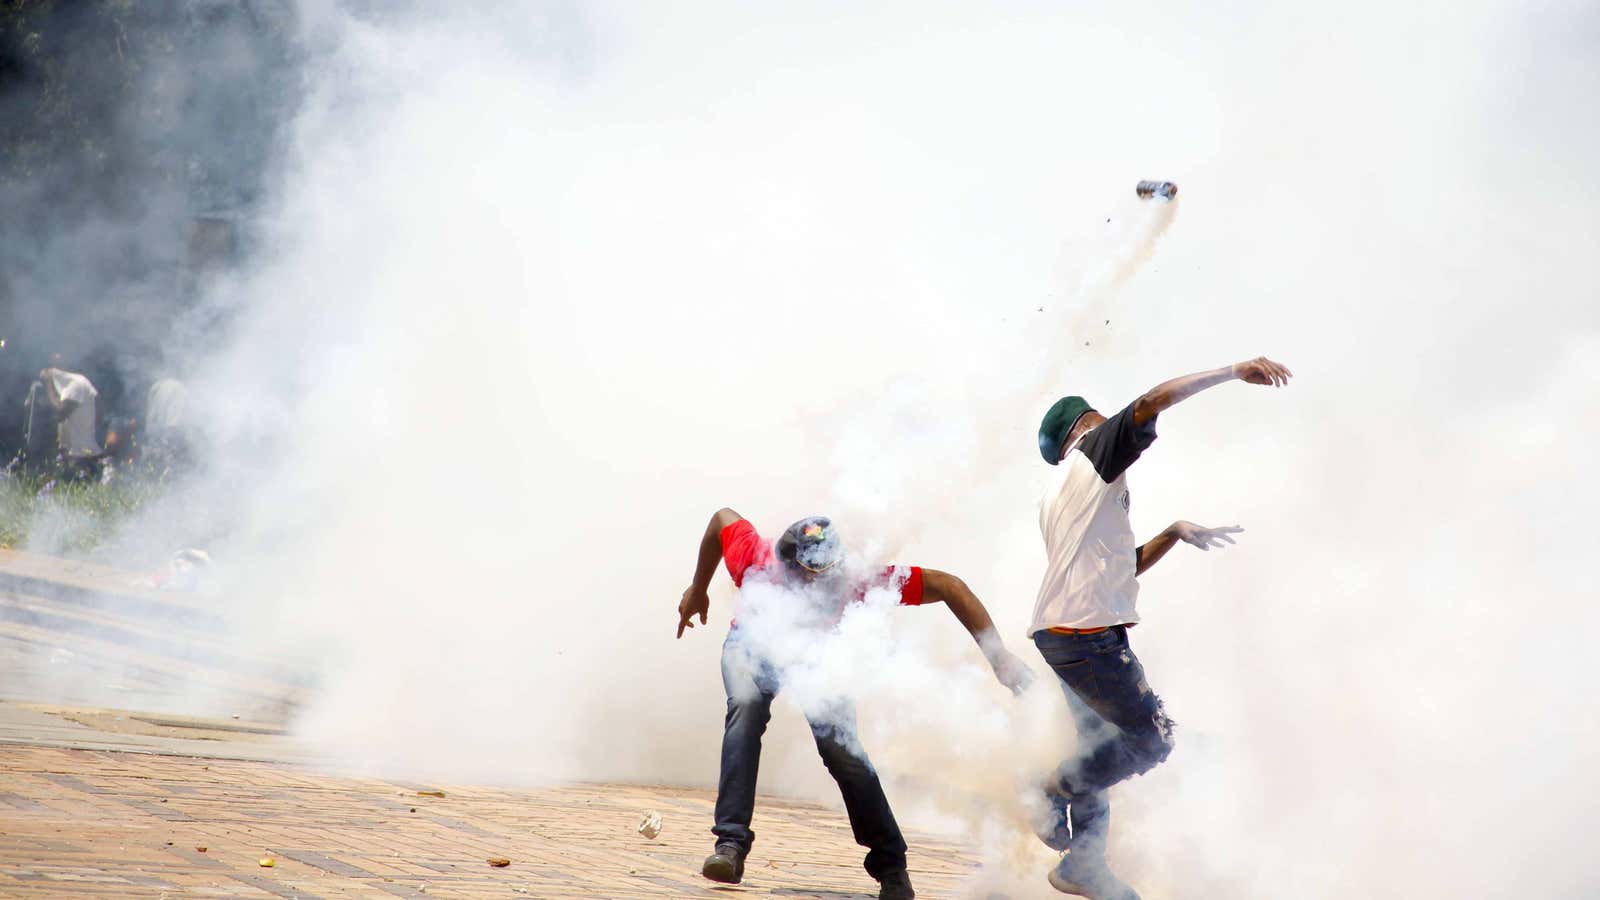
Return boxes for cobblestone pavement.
[0,742,984,899]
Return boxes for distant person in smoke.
[677,508,1034,900]
[24,357,101,460]
[1027,356,1292,900]
[143,376,192,468]
[144,377,188,442]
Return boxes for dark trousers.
[22,382,59,460]
[711,632,908,879]
[1035,625,1175,855]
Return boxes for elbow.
[1132,393,1161,425]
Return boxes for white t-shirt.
[49,370,101,457]
[145,378,188,436]
[1028,403,1158,636]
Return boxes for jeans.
[1035,625,1175,855]
[711,631,908,879]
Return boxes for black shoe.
[878,868,915,900]
[702,842,747,884]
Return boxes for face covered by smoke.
[26,1,1599,898]
[720,531,1079,879]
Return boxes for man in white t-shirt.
[29,361,101,454]
[1029,356,1292,900]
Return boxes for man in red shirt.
[677,507,1033,900]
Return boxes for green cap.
[1038,396,1092,465]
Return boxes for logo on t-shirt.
[1118,489,1131,512]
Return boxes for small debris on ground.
[258,857,275,868]
[487,857,511,868]
[417,790,446,798]
[194,847,207,853]
[637,810,662,839]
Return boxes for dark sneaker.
[1047,851,1139,900]
[878,868,915,900]
[702,842,747,884]
[1034,792,1073,852]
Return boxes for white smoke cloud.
[49,1,1598,897]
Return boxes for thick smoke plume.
[0,2,301,448]
[9,2,1600,898]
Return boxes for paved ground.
[0,741,984,899]
[0,549,989,899]
[0,548,308,726]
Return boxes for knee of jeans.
[815,736,871,775]
[1140,732,1174,767]
[725,696,771,728]
[1132,710,1176,766]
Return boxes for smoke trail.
[1085,195,1180,295]
[821,193,1181,562]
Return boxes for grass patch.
[0,464,167,557]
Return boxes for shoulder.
[1075,402,1156,483]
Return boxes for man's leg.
[1036,627,1175,853]
[806,702,909,883]
[22,382,57,463]
[710,634,776,860]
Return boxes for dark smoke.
[0,0,303,454]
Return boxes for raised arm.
[1136,521,1244,576]
[1131,357,1293,426]
[919,568,1035,695]
[677,507,744,639]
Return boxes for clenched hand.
[987,647,1037,696]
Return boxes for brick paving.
[0,743,985,899]
[0,549,991,898]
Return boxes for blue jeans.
[1035,626,1175,854]
[711,631,908,879]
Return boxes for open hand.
[987,647,1037,696]
[677,586,710,638]
[1232,357,1293,386]
[1173,521,1243,551]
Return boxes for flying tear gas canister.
[1135,180,1178,200]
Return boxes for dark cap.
[776,516,843,574]
[1038,396,1093,465]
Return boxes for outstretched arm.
[919,569,1035,695]
[1131,357,1293,426]
[677,507,744,638]
[1136,521,1244,576]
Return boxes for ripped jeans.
[711,630,908,879]
[1035,625,1175,855]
